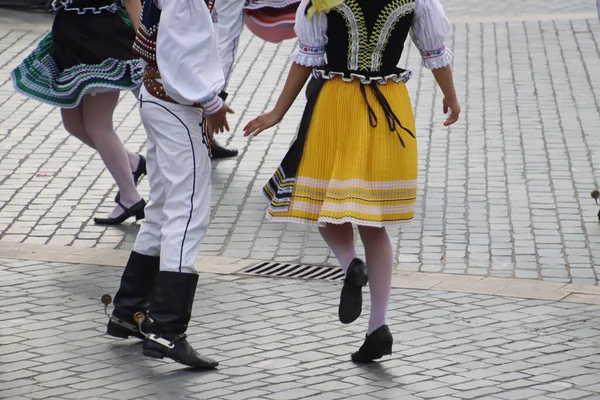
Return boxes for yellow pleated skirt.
[266,77,418,227]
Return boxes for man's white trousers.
[133,86,212,274]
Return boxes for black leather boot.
[209,139,238,159]
[339,258,368,324]
[106,252,159,340]
[351,325,393,363]
[142,272,218,369]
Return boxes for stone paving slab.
[2,257,600,400]
[1,4,600,284]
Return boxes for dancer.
[105,0,231,369]
[216,0,245,91]
[215,0,300,158]
[244,0,460,362]
[212,0,244,160]
[207,0,245,159]
[11,0,147,225]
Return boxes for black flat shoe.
[115,155,147,202]
[339,258,368,324]
[210,140,238,159]
[143,334,219,369]
[351,325,393,363]
[94,199,146,225]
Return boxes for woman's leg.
[318,223,357,273]
[61,104,143,172]
[320,222,368,324]
[357,225,394,334]
[81,92,142,217]
[61,105,95,148]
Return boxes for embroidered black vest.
[315,0,415,83]
[313,0,416,146]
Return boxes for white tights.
[319,223,394,334]
[61,92,142,218]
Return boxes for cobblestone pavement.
[2,257,600,400]
[1,2,600,284]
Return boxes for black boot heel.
[339,258,368,324]
[105,252,160,341]
[106,320,135,339]
[94,199,147,225]
[106,316,144,340]
[351,325,394,363]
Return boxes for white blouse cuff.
[421,46,453,69]
[291,42,326,67]
[202,96,223,116]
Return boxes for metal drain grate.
[238,261,344,282]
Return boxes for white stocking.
[81,92,142,217]
[318,223,357,274]
[358,225,394,334]
[61,106,142,173]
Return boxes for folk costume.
[11,0,143,108]
[264,0,452,226]
[262,0,453,362]
[106,0,224,369]
[11,0,148,226]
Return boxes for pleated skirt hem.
[266,211,414,228]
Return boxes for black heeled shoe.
[351,325,393,363]
[115,155,147,202]
[94,199,146,225]
[143,334,218,369]
[339,258,368,324]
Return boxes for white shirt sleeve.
[155,0,225,115]
[290,0,328,67]
[410,0,453,70]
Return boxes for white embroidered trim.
[53,0,121,14]
[312,69,413,84]
[291,51,326,67]
[423,48,453,70]
[371,2,416,70]
[335,3,361,71]
[266,212,415,228]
